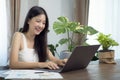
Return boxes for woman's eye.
[43,23,45,25]
[36,21,40,22]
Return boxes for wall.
[19,0,39,28]
[39,0,75,56]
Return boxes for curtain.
[10,0,21,35]
[6,0,21,65]
[75,0,89,25]
[73,0,89,45]
[8,0,21,49]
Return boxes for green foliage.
[53,16,98,52]
[97,33,119,50]
[53,16,80,34]
[74,25,98,35]
[48,44,59,56]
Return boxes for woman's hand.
[42,61,59,70]
[57,59,68,67]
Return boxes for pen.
[34,72,44,74]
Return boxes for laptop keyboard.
[40,66,63,72]
[47,67,63,72]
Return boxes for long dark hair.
[22,6,49,62]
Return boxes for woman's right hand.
[39,61,59,70]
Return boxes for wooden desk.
[0,60,120,80]
[61,60,120,80]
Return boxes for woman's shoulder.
[14,32,23,36]
[13,32,23,39]
[11,32,23,46]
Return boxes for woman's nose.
[39,22,44,28]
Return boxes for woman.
[10,6,67,69]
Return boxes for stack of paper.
[3,70,63,79]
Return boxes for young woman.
[10,6,67,69]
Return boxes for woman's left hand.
[57,59,68,67]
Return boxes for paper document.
[0,70,8,78]
[3,70,63,79]
[3,70,46,74]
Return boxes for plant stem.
[67,29,70,51]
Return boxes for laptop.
[41,45,100,73]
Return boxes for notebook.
[41,45,100,73]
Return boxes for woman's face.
[28,14,46,35]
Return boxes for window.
[0,0,8,66]
[88,0,120,59]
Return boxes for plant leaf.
[57,16,68,23]
[53,21,66,34]
[59,38,69,45]
[86,26,98,35]
[97,33,119,50]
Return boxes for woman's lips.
[35,27,41,32]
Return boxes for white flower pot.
[59,50,72,59]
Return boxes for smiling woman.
[9,6,67,69]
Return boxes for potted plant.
[96,33,119,63]
[53,16,98,59]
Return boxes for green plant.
[48,44,59,56]
[97,33,119,51]
[53,16,98,52]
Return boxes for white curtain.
[88,0,120,59]
[0,0,8,66]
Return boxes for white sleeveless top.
[18,33,39,62]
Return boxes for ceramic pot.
[59,50,72,59]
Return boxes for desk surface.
[62,59,120,80]
[0,60,120,80]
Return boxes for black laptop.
[41,45,100,73]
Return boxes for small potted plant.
[53,16,98,59]
[96,33,119,64]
